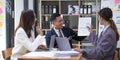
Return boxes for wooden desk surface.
[18,54,82,60]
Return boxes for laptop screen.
[56,37,71,51]
[49,35,56,50]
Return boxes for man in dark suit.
[45,13,86,48]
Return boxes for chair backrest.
[114,50,118,60]
[2,48,12,60]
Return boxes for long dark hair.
[15,10,35,38]
[98,7,119,41]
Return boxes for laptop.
[56,37,72,51]
[36,35,56,51]
[49,35,56,50]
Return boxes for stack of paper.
[23,52,55,57]
[23,51,79,58]
[54,51,80,56]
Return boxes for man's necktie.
[59,30,63,37]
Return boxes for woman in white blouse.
[11,10,45,60]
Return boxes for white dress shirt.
[53,27,64,37]
[99,25,110,38]
[102,25,110,34]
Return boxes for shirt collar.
[103,24,110,32]
[53,27,62,37]
[53,27,60,32]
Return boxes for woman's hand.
[87,25,93,33]
[74,48,83,53]
[36,26,43,35]
[38,45,46,49]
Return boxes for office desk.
[18,52,82,60]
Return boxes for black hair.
[50,13,60,21]
[98,7,119,41]
[98,7,113,22]
[15,10,35,38]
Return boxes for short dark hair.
[50,13,60,21]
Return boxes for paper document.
[55,51,80,56]
[23,52,55,57]
[23,51,79,58]
[78,17,91,36]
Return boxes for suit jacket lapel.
[51,28,59,37]
[97,27,110,44]
[61,27,65,37]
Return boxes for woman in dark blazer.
[74,8,119,60]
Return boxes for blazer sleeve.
[88,32,98,45]
[83,33,114,59]
[68,27,86,41]
[15,28,44,51]
[45,32,51,48]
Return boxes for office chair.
[2,48,12,60]
[114,50,118,60]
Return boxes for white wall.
[29,0,34,10]
[14,0,24,29]
[14,0,34,29]
[0,0,6,60]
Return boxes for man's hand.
[67,36,72,40]
[74,48,83,53]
